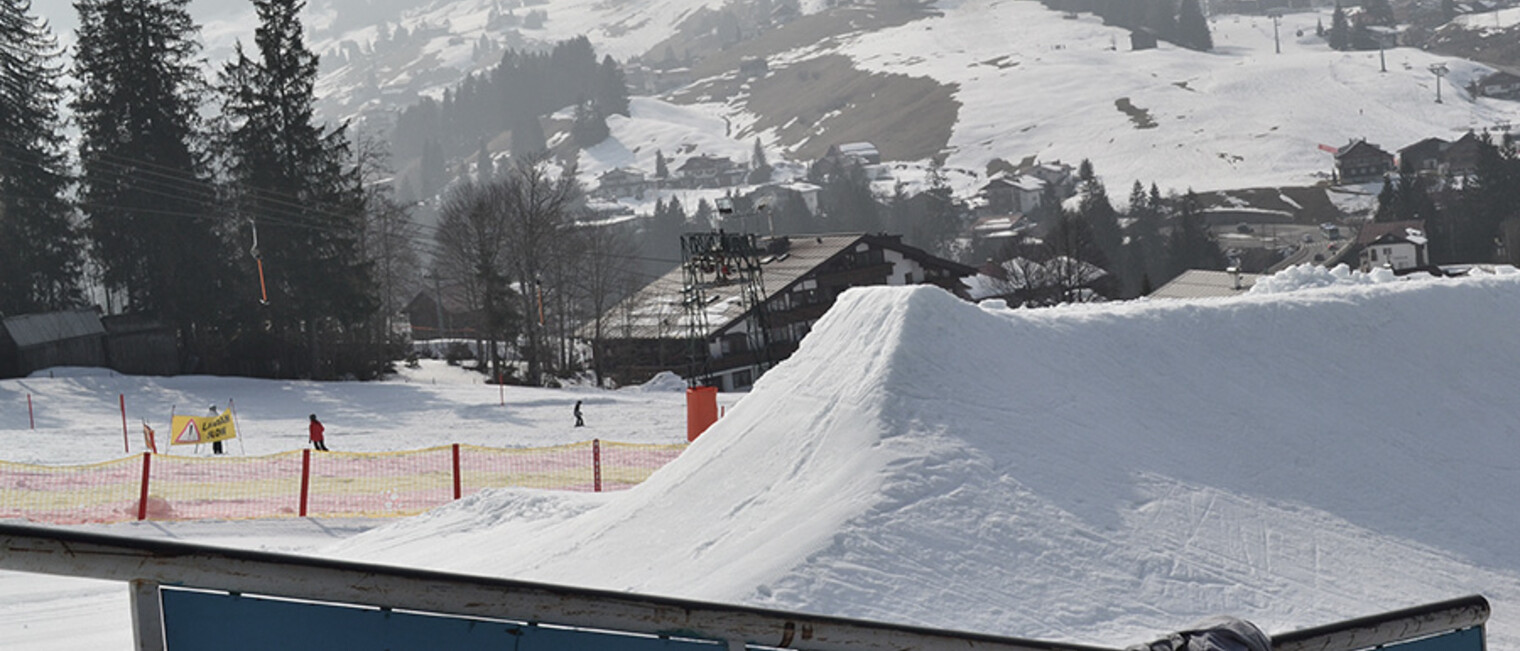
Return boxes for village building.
[405,284,489,342]
[594,167,649,199]
[1442,131,1483,177]
[676,155,746,189]
[1397,137,1448,174]
[825,142,882,167]
[747,182,822,217]
[1355,222,1430,272]
[0,310,107,379]
[1149,269,1263,300]
[582,233,975,391]
[1334,139,1395,184]
[1029,161,1078,197]
[1473,70,1520,101]
[979,174,1046,215]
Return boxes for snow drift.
[338,271,1520,648]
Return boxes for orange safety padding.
[686,386,719,442]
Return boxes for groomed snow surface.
[4,265,1520,649]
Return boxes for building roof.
[1355,220,1425,247]
[1149,269,1262,300]
[1,309,106,349]
[834,142,879,157]
[1336,139,1393,160]
[1398,137,1449,158]
[586,233,973,341]
[677,155,734,172]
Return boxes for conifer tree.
[596,55,630,117]
[1177,0,1212,51]
[219,0,377,377]
[1362,0,1395,27]
[0,0,81,313]
[1076,160,1122,274]
[510,111,547,157]
[655,149,669,179]
[571,100,609,147]
[1329,2,1351,51]
[1165,189,1228,280]
[1144,0,1177,41]
[748,138,772,184]
[73,0,228,335]
[1120,180,1165,297]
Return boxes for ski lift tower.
[679,230,773,388]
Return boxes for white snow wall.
[343,274,1520,649]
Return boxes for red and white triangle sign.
[173,419,205,445]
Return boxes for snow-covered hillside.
[303,0,1520,196]
[24,0,1520,199]
[6,265,1518,650]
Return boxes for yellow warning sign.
[171,409,237,445]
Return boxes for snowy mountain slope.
[336,267,1520,649]
[24,0,1520,198]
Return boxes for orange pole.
[686,387,719,441]
[256,258,269,303]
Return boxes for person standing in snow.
[309,414,328,451]
[209,404,224,455]
[573,400,584,427]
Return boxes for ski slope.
[4,265,1520,649]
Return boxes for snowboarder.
[573,400,584,427]
[309,414,328,451]
[209,405,224,455]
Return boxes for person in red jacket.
[308,414,328,451]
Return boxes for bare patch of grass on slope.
[643,2,936,80]
[738,54,959,162]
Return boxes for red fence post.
[593,439,602,493]
[299,449,311,517]
[452,443,462,500]
[27,394,34,429]
[137,452,152,521]
[120,394,129,453]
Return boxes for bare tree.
[434,180,517,380]
[355,136,422,343]
[497,152,582,385]
[573,221,639,387]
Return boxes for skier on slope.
[309,414,329,451]
[209,405,224,455]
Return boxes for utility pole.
[1269,9,1283,54]
[1430,63,1449,103]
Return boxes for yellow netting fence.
[0,441,686,524]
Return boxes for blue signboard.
[1384,626,1484,651]
[160,588,727,651]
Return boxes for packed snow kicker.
[5,267,1520,649]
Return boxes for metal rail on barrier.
[0,524,1490,651]
[0,523,1120,651]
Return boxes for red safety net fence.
[0,440,686,525]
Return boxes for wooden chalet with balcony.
[582,233,975,391]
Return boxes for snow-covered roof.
[1,310,106,349]
[1149,269,1262,299]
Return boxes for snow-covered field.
[4,264,1520,650]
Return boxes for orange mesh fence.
[0,440,686,525]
